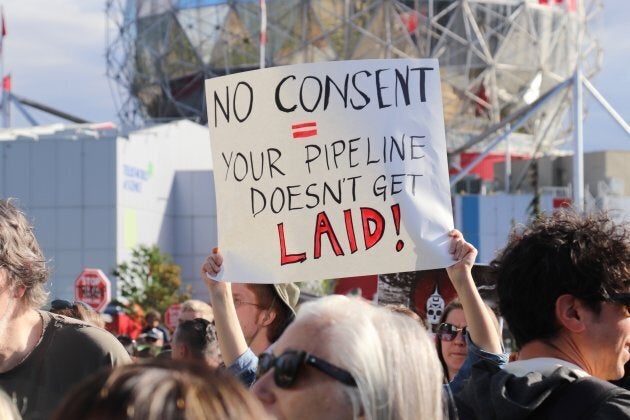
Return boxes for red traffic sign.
[74,269,111,312]
[164,303,182,331]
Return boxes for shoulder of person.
[588,382,630,420]
[43,311,130,363]
[534,371,630,420]
[46,311,107,334]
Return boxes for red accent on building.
[334,275,378,300]
[450,152,529,182]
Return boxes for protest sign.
[205,58,454,283]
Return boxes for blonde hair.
[296,295,443,420]
[181,299,214,322]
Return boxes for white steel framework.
[106,0,602,157]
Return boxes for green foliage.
[112,245,191,315]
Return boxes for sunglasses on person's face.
[436,322,467,342]
[257,350,358,388]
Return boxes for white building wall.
[0,126,118,299]
[116,119,217,298]
[455,193,557,264]
[0,120,217,303]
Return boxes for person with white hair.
[252,294,444,420]
[178,299,214,323]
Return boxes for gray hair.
[180,299,214,322]
[295,295,443,420]
[0,389,21,420]
[0,199,49,308]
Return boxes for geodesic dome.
[106,0,601,154]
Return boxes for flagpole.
[1,6,8,128]
[260,0,266,69]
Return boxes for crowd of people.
[0,197,630,419]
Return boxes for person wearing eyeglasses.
[0,199,131,420]
[252,294,444,420]
[171,318,222,369]
[434,230,507,399]
[455,211,630,419]
[201,248,300,386]
[434,298,503,381]
[435,300,468,381]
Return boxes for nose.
[252,371,276,406]
[453,331,466,345]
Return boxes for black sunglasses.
[257,350,357,388]
[436,322,467,342]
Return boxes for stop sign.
[74,269,111,312]
[164,303,182,331]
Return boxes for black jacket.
[455,360,630,420]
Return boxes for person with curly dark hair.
[455,211,630,419]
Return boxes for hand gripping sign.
[205,58,454,283]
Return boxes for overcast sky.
[1,0,628,152]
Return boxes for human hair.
[174,318,220,362]
[51,359,269,420]
[246,284,293,343]
[180,299,214,322]
[50,300,105,328]
[493,210,630,348]
[384,303,422,323]
[146,310,161,323]
[0,199,49,308]
[82,309,106,329]
[434,299,463,381]
[295,295,443,420]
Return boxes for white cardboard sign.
[205,58,454,283]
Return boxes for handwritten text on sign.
[205,59,454,283]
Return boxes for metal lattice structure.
[106,0,601,154]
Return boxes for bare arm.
[201,249,248,366]
[446,230,502,354]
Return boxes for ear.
[555,294,586,333]
[12,285,26,299]
[176,344,190,360]
[259,309,277,327]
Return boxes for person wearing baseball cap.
[202,248,300,387]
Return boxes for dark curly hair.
[493,210,630,348]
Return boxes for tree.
[112,245,191,315]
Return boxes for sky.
[1,0,628,152]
